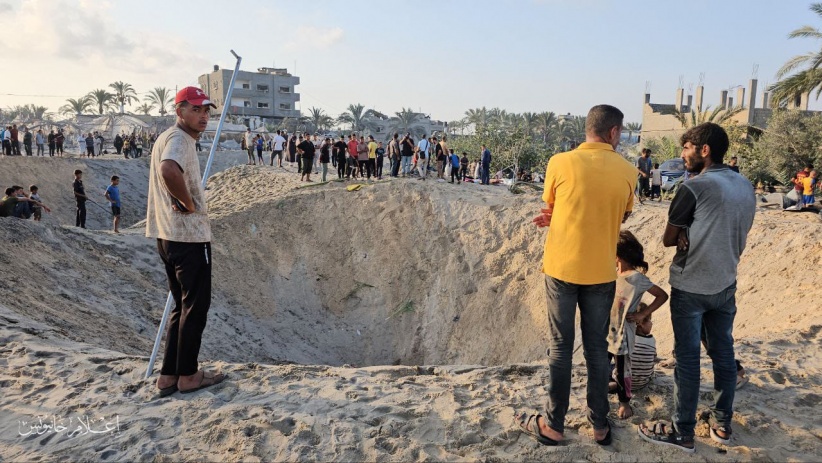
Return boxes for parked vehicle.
[660,158,686,191]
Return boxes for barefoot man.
[146,86,225,396]
[519,105,636,446]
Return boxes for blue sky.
[1,0,819,123]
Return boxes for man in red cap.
[146,86,225,396]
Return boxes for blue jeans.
[544,276,614,433]
[401,156,413,175]
[671,283,738,437]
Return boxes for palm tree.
[336,103,379,132]
[87,89,115,115]
[464,107,490,130]
[109,81,139,114]
[134,103,155,116]
[672,105,744,129]
[306,107,333,132]
[769,3,822,106]
[624,122,642,143]
[535,111,558,144]
[388,107,426,137]
[145,87,174,116]
[60,97,91,116]
[521,112,538,137]
[561,115,586,145]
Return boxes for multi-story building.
[198,65,300,128]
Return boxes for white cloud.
[0,0,209,109]
[284,26,344,51]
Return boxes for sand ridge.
[0,155,821,461]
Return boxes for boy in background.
[650,163,662,201]
[105,175,122,233]
[29,185,46,221]
[802,170,817,208]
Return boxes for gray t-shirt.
[667,165,755,294]
[145,125,211,243]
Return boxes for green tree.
[673,105,747,152]
[87,89,115,115]
[145,87,174,116]
[388,107,426,138]
[60,97,91,116]
[306,107,333,132]
[134,103,155,116]
[336,103,379,132]
[109,81,138,114]
[464,107,490,131]
[746,109,822,184]
[561,115,586,146]
[535,111,559,145]
[769,3,822,107]
[624,122,642,142]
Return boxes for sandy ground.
[0,154,821,461]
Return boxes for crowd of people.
[238,128,500,185]
[1,123,156,159]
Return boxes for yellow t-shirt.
[368,141,377,159]
[802,176,815,195]
[541,142,637,285]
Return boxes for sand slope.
[0,160,821,461]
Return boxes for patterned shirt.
[608,271,653,356]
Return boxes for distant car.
[659,158,686,191]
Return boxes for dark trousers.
[638,177,650,197]
[76,202,86,228]
[544,275,614,433]
[481,164,491,184]
[337,160,346,179]
[671,284,738,438]
[24,142,32,156]
[365,159,375,179]
[12,140,20,156]
[48,143,55,155]
[2,141,10,156]
[450,165,460,183]
[157,239,212,376]
[391,157,401,177]
[56,142,63,155]
[376,157,384,178]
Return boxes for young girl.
[608,230,669,419]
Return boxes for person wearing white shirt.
[244,128,255,165]
[416,134,430,180]
[271,130,286,167]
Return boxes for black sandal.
[516,412,559,446]
[595,424,612,446]
[637,421,695,454]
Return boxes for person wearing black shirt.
[319,138,332,182]
[55,129,65,157]
[460,152,470,181]
[297,136,315,182]
[47,130,55,156]
[375,142,386,179]
[333,136,347,180]
[72,169,88,228]
[400,134,414,177]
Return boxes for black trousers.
[376,156,384,178]
[12,141,20,156]
[157,239,212,376]
[76,202,86,228]
[337,159,346,178]
[365,159,375,179]
[48,143,55,155]
[24,142,32,156]
[2,141,10,156]
[391,157,401,177]
[450,165,460,183]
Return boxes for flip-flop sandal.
[515,412,559,446]
[736,374,749,390]
[595,424,612,446]
[637,421,695,454]
[179,371,226,394]
[709,418,733,445]
[157,384,178,398]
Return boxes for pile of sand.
[0,155,820,461]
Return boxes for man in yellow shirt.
[366,135,378,181]
[518,104,636,447]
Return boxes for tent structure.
[76,114,150,140]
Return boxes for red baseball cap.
[174,86,216,108]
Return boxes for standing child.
[608,230,669,419]
[256,135,264,165]
[105,175,122,233]
[449,149,461,184]
[802,170,817,207]
[650,163,662,201]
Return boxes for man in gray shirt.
[639,123,755,453]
